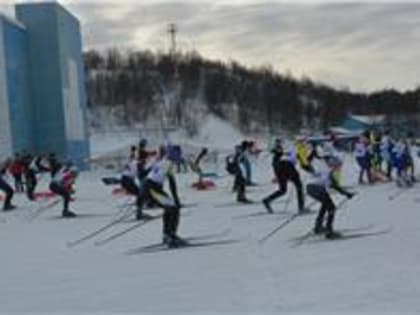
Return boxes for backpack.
[225,155,237,175]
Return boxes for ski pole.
[388,187,409,201]
[66,206,136,248]
[259,213,300,243]
[26,198,60,222]
[94,214,162,247]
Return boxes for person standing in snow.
[0,158,16,211]
[306,156,355,239]
[137,146,185,247]
[262,138,306,214]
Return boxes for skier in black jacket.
[262,138,305,214]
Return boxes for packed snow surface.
[1,151,420,313]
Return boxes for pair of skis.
[259,197,350,243]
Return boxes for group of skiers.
[353,130,416,187]
[225,136,355,239]
[1,130,418,247]
[0,153,79,217]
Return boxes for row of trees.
[84,48,420,135]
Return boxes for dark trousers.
[0,177,14,209]
[13,174,24,192]
[25,170,37,200]
[121,175,141,210]
[234,172,247,201]
[265,161,304,211]
[140,180,180,237]
[50,182,71,212]
[306,184,336,232]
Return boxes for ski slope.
[1,155,420,313]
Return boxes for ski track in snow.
[0,155,420,313]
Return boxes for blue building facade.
[0,2,89,167]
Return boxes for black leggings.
[266,161,304,211]
[141,180,180,237]
[306,184,336,231]
[0,177,14,209]
[121,176,141,210]
[49,182,70,211]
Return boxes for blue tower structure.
[0,2,90,167]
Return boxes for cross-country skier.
[190,147,208,184]
[380,131,394,179]
[9,153,25,193]
[120,154,151,220]
[49,164,78,217]
[262,138,306,214]
[25,155,50,201]
[227,143,252,203]
[306,156,355,239]
[0,158,16,211]
[137,145,185,247]
[354,135,372,184]
[295,137,318,174]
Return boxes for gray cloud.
[1,1,420,91]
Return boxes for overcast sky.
[1,0,420,92]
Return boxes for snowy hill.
[1,153,420,313]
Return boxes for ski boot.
[3,204,16,211]
[325,230,342,239]
[262,199,273,214]
[163,234,188,248]
[136,210,154,221]
[62,209,77,218]
[313,225,327,235]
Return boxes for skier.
[354,135,372,184]
[0,158,16,211]
[392,138,413,187]
[49,164,78,218]
[190,147,208,184]
[48,152,62,178]
[380,131,394,179]
[120,154,151,220]
[295,137,318,174]
[9,153,25,193]
[137,146,185,247]
[227,143,252,203]
[25,155,50,201]
[262,138,306,214]
[306,156,355,239]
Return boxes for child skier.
[306,156,354,239]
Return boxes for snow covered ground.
[1,152,420,313]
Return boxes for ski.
[125,238,239,255]
[294,226,392,246]
[290,224,374,247]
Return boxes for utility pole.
[168,23,177,55]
